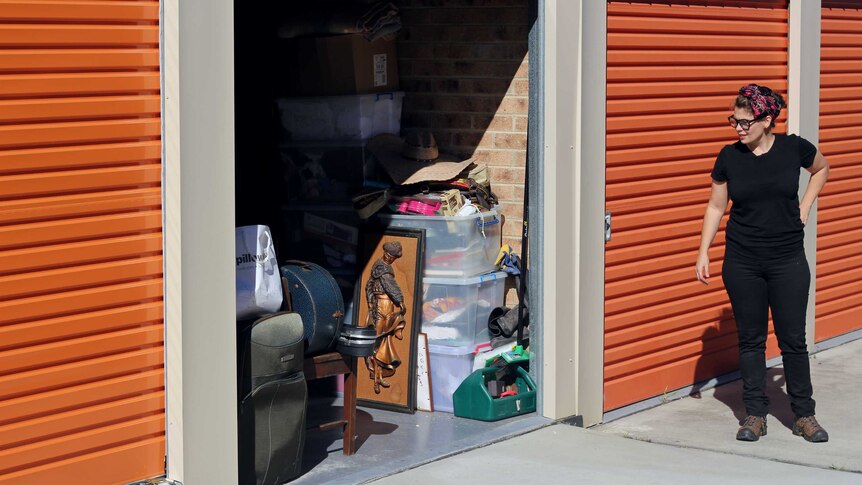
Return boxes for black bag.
[238,312,307,485]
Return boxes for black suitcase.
[238,312,307,485]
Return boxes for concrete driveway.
[372,336,861,484]
[597,336,862,473]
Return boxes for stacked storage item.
[422,272,507,412]
[277,92,405,318]
[382,206,506,412]
[378,208,502,277]
[277,92,405,143]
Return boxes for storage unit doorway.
[603,1,790,412]
[232,1,544,482]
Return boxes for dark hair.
[734,86,785,128]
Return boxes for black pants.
[721,249,815,418]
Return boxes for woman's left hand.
[800,206,809,226]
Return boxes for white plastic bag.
[235,225,283,319]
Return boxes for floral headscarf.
[738,84,782,120]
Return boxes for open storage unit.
[232,1,538,482]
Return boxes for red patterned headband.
[739,84,782,120]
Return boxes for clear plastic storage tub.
[421,271,507,348]
[277,92,404,142]
[428,343,488,413]
[379,209,501,277]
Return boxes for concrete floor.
[293,397,549,484]
[371,424,860,485]
[372,337,862,484]
[597,337,862,473]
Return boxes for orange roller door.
[605,1,789,412]
[0,1,165,484]
[817,6,862,342]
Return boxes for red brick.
[459,79,511,95]
[401,111,433,131]
[489,166,526,184]
[503,219,523,237]
[400,1,529,7]
[512,150,527,167]
[436,96,499,113]
[402,94,435,112]
[410,60,455,77]
[494,133,527,149]
[431,44,529,61]
[453,60,524,78]
[514,61,529,79]
[474,150,514,166]
[451,130,493,149]
[401,7,529,26]
[399,78,433,92]
[498,97,529,114]
[474,115,514,131]
[397,43,435,59]
[433,113,473,130]
[492,184,520,201]
[498,201,525,220]
[509,79,530,96]
[403,25,529,43]
[513,116,529,132]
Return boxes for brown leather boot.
[793,415,829,443]
[736,415,767,441]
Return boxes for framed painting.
[354,227,425,413]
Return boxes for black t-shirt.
[711,134,817,259]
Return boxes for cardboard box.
[282,35,399,97]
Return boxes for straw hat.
[367,131,474,185]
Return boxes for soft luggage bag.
[238,312,307,485]
[280,260,345,355]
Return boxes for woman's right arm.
[696,181,729,285]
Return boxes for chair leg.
[342,356,358,455]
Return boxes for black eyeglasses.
[728,115,766,131]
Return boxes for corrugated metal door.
[0,2,165,483]
[605,2,789,411]
[816,6,862,342]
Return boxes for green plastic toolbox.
[452,366,536,421]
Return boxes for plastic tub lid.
[378,207,498,221]
[423,271,508,287]
[428,341,491,356]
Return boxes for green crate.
[452,366,536,421]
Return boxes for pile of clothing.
[353,131,499,219]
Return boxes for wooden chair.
[303,352,358,455]
[281,276,358,455]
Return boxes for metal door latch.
[605,211,612,242]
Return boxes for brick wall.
[396,0,530,255]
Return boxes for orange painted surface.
[604,2,789,412]
[816,8,862,342]
[0,2,164,483]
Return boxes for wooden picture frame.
[354,227,425,413]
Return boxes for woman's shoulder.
[778,133,817,150]
[720,141,749,158]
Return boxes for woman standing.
[696,84,830,442]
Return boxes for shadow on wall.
[396,0,533,251]
[396,1,530,158]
